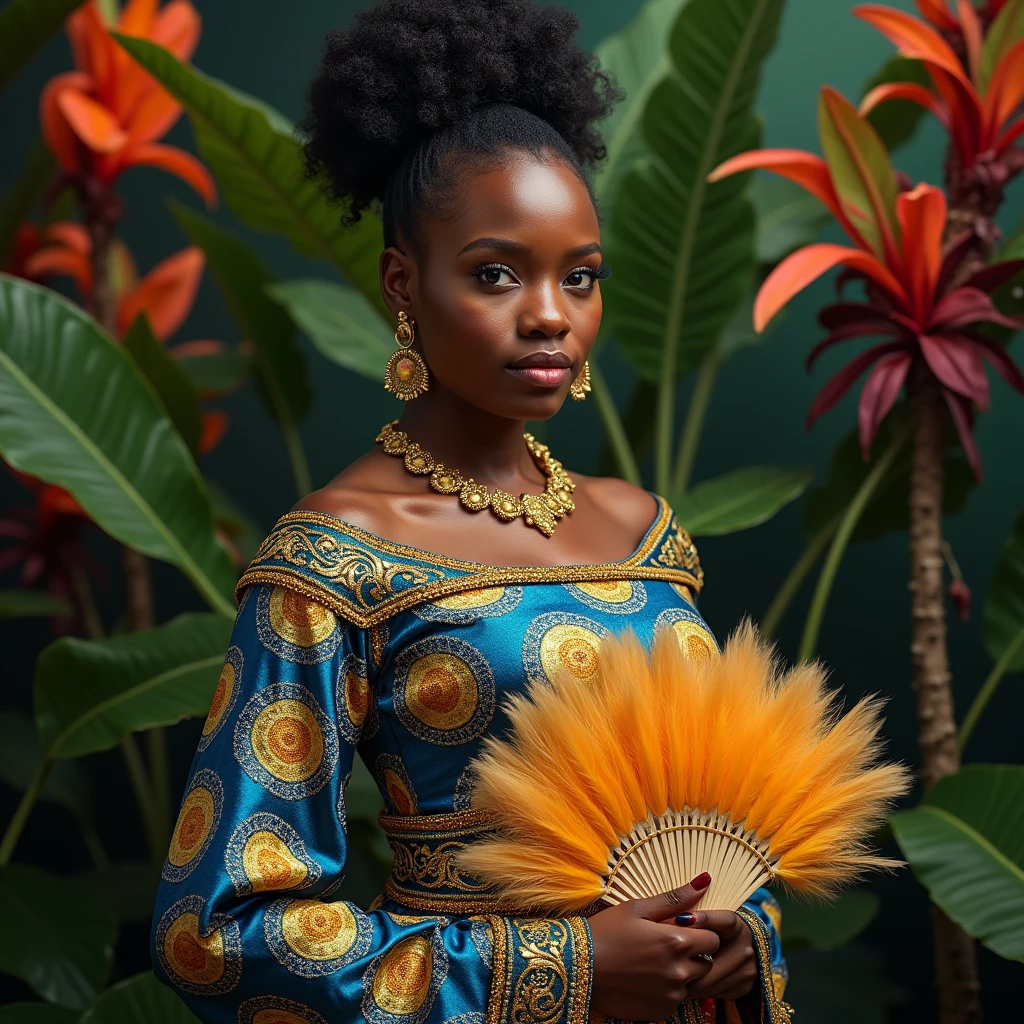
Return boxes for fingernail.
[676,913,696,926]
[691,872,712,891]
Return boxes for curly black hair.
[300,0,621,249]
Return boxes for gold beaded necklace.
[375,420,576,537]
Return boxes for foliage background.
[0,0,1021,1018]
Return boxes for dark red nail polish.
[676,913,696,926]
[691,872,712,891]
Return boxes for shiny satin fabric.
[151,499,788,1023]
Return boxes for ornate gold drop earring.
[384,311,430,400]
[569,360,592,402]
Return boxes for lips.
[506,351,573,388]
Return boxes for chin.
[492,392,568,421]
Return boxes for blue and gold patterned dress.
[151,497,788,1024]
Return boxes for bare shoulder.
[575,474,659,537]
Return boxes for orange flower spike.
[198,410,229,456]
[149,0,202,59]
[855,4,968,80]
[117,246,205,340]
[119,0,160,35]
[896,184,947,323]
[56,88,129,153]
[859,82,952,133]
[983,38,1024,137]
[915,0,960,31]
[40,72,93,172]
[117,144,216,207]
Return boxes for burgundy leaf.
[806,342,905,429]
[807,322,902,370]
[858,353,913,458]
[818,303,892,330]
[919,333,990,407]
[973,334,1024,393]
[948,579,972,622]
[963,259,1024,295]
[931,287,1024,330]
[935,231,977,298]
[942,388,983,482]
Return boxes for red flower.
[709,87,1024,480]
[40,0,214,205]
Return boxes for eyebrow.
[456,237,602,259]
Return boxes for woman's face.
[382,150,605,421]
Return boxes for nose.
[517,281,571,340]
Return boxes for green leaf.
[0,1005,81,1024]
[674,465,812,537]
[604,0,784,380]
[111,34,386,316]
[170,203,311,426]
[803,418,975,543]
[776,889,880,951]
[818,89,900,259]
[0,710,89,813]
[123,313,203,456]
[172,344,252,396]
[751,174,830,266]
[891,765,1024,962]
[0,864,115,1010]
[35,612,233,759]
[0,590,71,618]
[79,862,158,925]
[980,0,1024,95]
[984,509,1024,673]
[862,56,933,153]
[80,972,200,1024]
[593,0,692,203]
[0,138,56,267]
[0,0,87,94]
[267,279,392,381]
[0,275,236,616]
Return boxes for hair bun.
[301,0,619,221]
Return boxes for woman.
[150,2,787,1021]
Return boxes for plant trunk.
[907,370,981,1023]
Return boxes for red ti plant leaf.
[859,352,914,455]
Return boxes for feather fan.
[458,623,910,915]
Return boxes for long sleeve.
[151,582,593,1024]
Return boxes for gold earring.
[569,360,592,402]
[384,311,430,401]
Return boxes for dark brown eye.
[483,268,503,285]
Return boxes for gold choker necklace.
[375,420,576,537]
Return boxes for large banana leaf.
[81,862,158,927]
[0,0,86,94]
[170,204,311,428]
[593,0,692,204]
[0,865,115,1010]
[750,175,830,266]
[0,590,71,618]
[776,889,880,951]
[0,711,89,813]
[268,279,393,382]
[604,0,784,381]
[0,276,235,615]
[891,765,1024,962]
[674,466,812,537]
[80,972,200,1024]
[984,510,1024,673]
[0,1006,80,1024]
[112,34,386,316]
[35,612,233,760]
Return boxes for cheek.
[420,289,515,369]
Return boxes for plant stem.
[120,733,164,870]
[0,759,53,866]
[655,370,675,497]
[589,361,641,486]
[761,519,838,638]
[76,814,111,870]
[672,351,720,497]
[798,426,909,662]
[282,421,312,499]
[958,625,1024,752]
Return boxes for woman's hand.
[587,875,720,1022]
[683,910,758,1003]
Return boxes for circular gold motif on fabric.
[372,935,433,1015]
[281,900,358,961]
[672,620,717,661]
[269,586,338,647]
[383,769,417,816]
[254,1011,312,1024]
[168,788,215,867]
[243,831,309,892]
[404,652,478,731]
[203,662,235,737]
[155,894,241,995]
[251,700,324,783]
[576,580,633,603]
[433,587,506,610]
[164,912,225,986]
[541,624,603,683]
[238,995,329,1024]
[345,669,370,729]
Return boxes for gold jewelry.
[384,311,429,400]
[569,360,591,402]
[375,421,576,537]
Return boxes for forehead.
[427,152,600,254]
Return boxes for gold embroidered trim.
[382,879,523,914]
[379,807,499,835]
[566,917,592,1024]
[485,915,512,1024]
[737,907,792,1024]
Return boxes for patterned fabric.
[152,498,786,1023]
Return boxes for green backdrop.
[1,0,1022,1018]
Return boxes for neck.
[395,386,545,490]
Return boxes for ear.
[380,246,416,316]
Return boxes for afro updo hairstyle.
[300,0,622,251]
